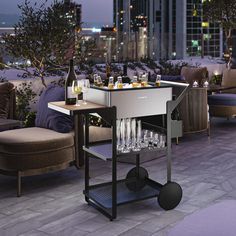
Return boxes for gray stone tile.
[0,118,236,235]
[136,210,185,233]
[0,196,54,215]
[186,188,226,207]
[75,215,112,233]
[19,230,50,236]
[51,227,88,236]
[151,227,169,236]
[38,210,96,234]
[0,210,42,228]
[85,219,141,236]
[119,228,151,236]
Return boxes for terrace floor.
[1,118,236,236]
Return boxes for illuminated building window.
[191,40,199,47]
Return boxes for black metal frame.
[84,106,118,220]
[82,83,189,220]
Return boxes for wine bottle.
[65,59,77,105]
[106,63,111,78]
[123,63,127,76]
[122,63,130,84]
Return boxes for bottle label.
[67,86,76,99]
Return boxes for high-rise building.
[63,0,82,59]
[114,0,222,61]
[114,0,148,61]
[64,0,81,28]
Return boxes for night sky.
[0,0,113,23]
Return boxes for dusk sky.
[0,0,113,23]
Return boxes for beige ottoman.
[0,127,75,196]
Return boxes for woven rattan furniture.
[0,82,22,131]
[208,69,236,118]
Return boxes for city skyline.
[0,0,113,24]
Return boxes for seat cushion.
[168,200,236,236]
[208,94,236,106]
[0,82,14,119]
[0,127,74,154]
[35,85,73,133]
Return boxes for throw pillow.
[35,85,73,133]
[0,82,14,119]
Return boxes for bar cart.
[82,81,189,220]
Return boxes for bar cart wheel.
[158,182,182,210]
[125,167,149,192]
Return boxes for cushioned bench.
[0,84,112,196]
[0,127,75,196]
[0,125,111,197]
[208,94,236,118]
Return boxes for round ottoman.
[168,200,236,236]
[0,127,75,196]
[208,94,236,118]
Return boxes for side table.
[179,87,209,135]
[48,101,106,167]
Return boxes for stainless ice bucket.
[86,85,172,119]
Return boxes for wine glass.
[156,75,161,86]
[117,76,123,89]
[142,129,150,148]
[72,80,82,106]
[93,74,98,85]
[153,133,160,148]
[141,74,148,87]
[81,79,90,105]
[108,77,114,89]
[132,76,139,88]
[97,76,103,87]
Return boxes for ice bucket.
[86,84,173,119]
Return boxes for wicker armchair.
[209,69,236,118]
[0,82,21,131]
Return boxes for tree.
[2,0,77,86]
[76,37,96,65]
[203,0,236,58]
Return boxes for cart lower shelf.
[84,178,163,209]
[83,142,167,161]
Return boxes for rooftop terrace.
[0,118,235,236]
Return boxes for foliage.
[2,0,76,86]
[210,74,223,85]
[0,76,7,82]
[157,60,190,76]
[76,38,96,65]
[142,58,158,70]
[15,82,37,121]
[110,63,122,74]
[50,77,65,87]
[95,65,105,73]
[127,63,136,70]
[24,111,36,127]
[133,62,146,71]
[0,54,4,70]
[89,115,110,128]
[203,0,236,56]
